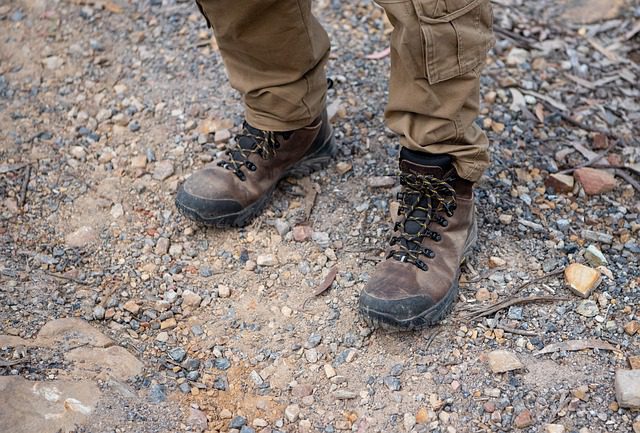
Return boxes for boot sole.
[176,134,337,228]
[361,216,478,331]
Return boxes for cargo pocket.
[194,0,211,28]
[417,0,493,84]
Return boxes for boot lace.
[388,173,457,271]
[217,123,290,181]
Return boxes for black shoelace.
[217,123,291,181]
[388,173,457,270]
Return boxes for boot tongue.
[399,148,453,179]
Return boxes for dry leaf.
[536,339,618,355]
[534,103,545,123]
[313,266,338,296]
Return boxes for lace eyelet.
[246,161,257,171]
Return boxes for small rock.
[70,146,87,160]
[575,300,599,317]
[584,245,607,267]
[43,55,64,70]
[615,369,640,409]
[256,254,276,266]
[581,229,613,244]
[131,154,147,168]
[556,218,571,233]
[333,390,357,399]
[488,256,506,268]
[148,384,166,403]
[219,409,232,419]
[311,231,330,248]
[187,407,208,432]
[182,290,202,308]
[383,376,401,391]
[284,404,300,422]
[252,418,268,428]
[545,424,565,433]
[487,350,524,373]
[274,219,290,236]
[403,413,416,431]
[336,161,352,175]
[564,263,601,298]
[168,348,187,362]
[498,214,513,225]
[110,203,124,219]
[168,243,183,257]
[628,355,640,370]
[217,285,231,298]
[475,287,491,302]
[367,176,395,188]
[506,47,529,65]
[545,173,574,193]
[574,167,616,195]
[214,358,231,370]
[293,225,313,242]
[415,407,430,424]
[160,317,177,330]
[92,305,106,320]
[324,364,336,378]
[230,416,247,429]
[123,300,140,315]
[155,237,170,255]
[153,160,174,181]
[624,320,639,336]
[214,129,231,144]
[513,409,534,429]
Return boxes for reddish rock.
[574,168,616,195]
[514,409,534,429]
[293,225,313,242]
[545,173,574,193]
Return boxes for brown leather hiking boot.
[176,110,335,227]
[359,148,478,330]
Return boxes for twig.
[613,168,640,193]
[423,328,442,352]
[558,142,616,175]
[465,295,570,321]
[19,165,31,207]
[548,391,570,424]
[540,100,615,138]
[42,270,91,286]
[493,25,536,49]
[0,358,29,367]
[514,267,565,294]
[590,164,640,176]
[496,325,538,337]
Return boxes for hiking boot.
[358,148,478,330]
[176,110,335,227]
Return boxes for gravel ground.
[1,0,639,432]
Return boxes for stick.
[540,100,615,138]
[514,267,565,294]
[496,325,538,337]
[613,168,640,193]
[465,295,570,321]
[42,270,91,286]
[19,165,31,207]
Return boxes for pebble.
[545,424,565,433]
[43,55,64,70]
[403,413,416,431]
[324,364,336,378]
[93,305,105,320]
[293,225,313,242]
[499,214,513,225]
[624,321,639,336]
[148,384,167,403]
[155,237,170,255]
[514,409,534,428]
[333,390,356,399]
[336,161,352,174]
[66,226,97,247]
[575,300,599,317]
[219,409,232,419]
[383,376,401,391]
[615,370,640,409]
[367,176,396,188]
[182,290,202,308]
[475,287,491,301]
[153,160,174,181]
[545,173,574,193]
[488,256,506,268]
[487,350,524,373]
[581,229,613,244]
[168,348,187,363]
[230,416,247,429]
[218,285,231,298]
[564,263,601,298]
[256,254,276,266]
[584,245,607,266]
[574,167,616,195]
[556,218,571,233]
[284,404,300,422]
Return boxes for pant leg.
[375,0,494,182]
[195,0,330,131]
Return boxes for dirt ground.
[1,0,639,432]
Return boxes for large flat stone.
[0,377,100,433]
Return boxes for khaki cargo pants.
[195,0,494,181]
